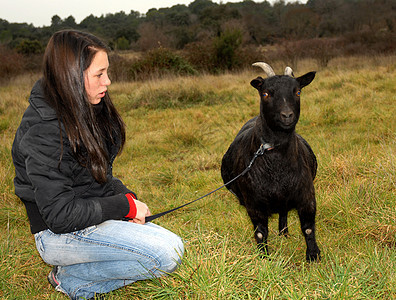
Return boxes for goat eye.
[262,92,269,99]
[296,91,301,97]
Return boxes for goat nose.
[281,111,294,119]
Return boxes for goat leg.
[298,205,321,261]
[278,211,289,237]
[251,217,269,257]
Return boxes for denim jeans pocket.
[70,225,98,237]
[35,226,99,265]
[34,230,45,255]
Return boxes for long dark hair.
[42,30,125,183]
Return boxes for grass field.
[0,56,395,299]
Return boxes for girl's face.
[84,50,111,104]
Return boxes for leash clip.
[256,143,274,156]
[247,143,272,171]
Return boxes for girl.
[12,30,183,300]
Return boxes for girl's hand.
[130,199,151,224]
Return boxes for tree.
[239,0,277,44]
[135,22,172,51]
[189,0,217,15]
[63,16,77,28]
[281,6,320,38]
[51,15,62,27]
[0,30,12,45]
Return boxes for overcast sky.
[1,0,307,27]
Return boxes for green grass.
[0,55,395,299]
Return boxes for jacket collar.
[29,80,58,121]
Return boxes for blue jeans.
[34,220,184,299]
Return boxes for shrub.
[114,37,130,51]
[109,54,134,82]
[182,40,216,72]
[270,37,340,69]
[15,39,44,55]
[302,38,340,68]
[342,30,396,55]
[213,29,243,70]
[0,46,25,81]
[128,47,197,80]
[275,39,306,70]
[234,45,263,69]
[183,36,261,73]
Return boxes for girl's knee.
[120,222,184,274]
[157,233,184,273]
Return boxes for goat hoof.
[259,253,271,260]
[257,244,270,259]
[306,249,321,262]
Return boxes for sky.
[0,0,307,27]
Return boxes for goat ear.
[296,72,316,89]
[250,77,265,90]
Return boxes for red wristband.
[125,193,137,219]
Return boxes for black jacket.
[12,80,133,234]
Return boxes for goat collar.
[258,137,278,152]
[246,143,275,172]
[257,143,275,155]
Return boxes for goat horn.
[252,62,276,77]
[284,66,294,77]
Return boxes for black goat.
[221,62,321,261]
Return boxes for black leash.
[129,143,274,222]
